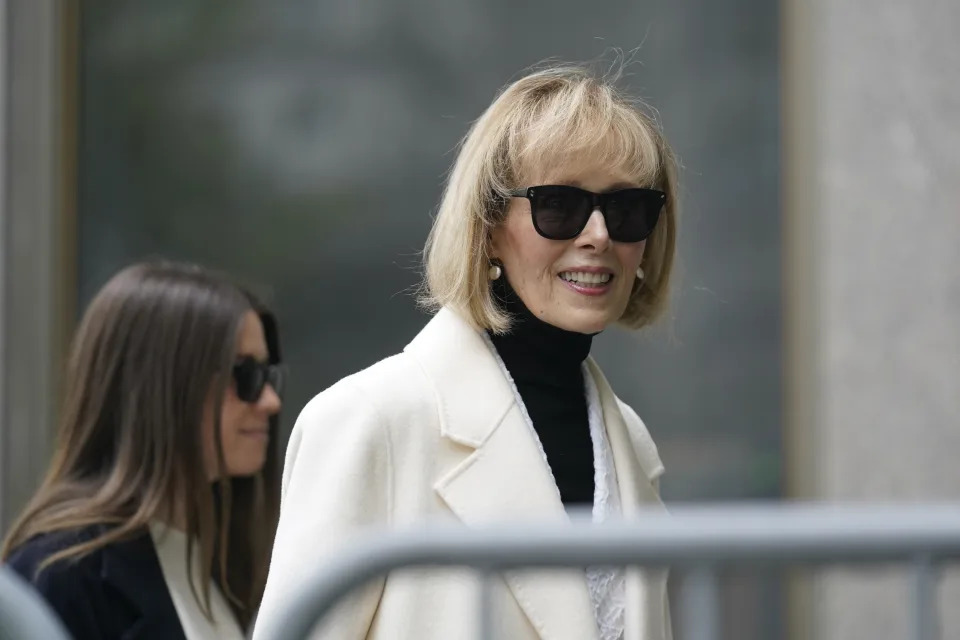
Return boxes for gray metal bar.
[913,555,939,640]
[476,569,495,640]
[681,566,719,640]
[0,567,71,639]
[257,504,960,640]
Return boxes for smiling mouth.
[559,271,613,286]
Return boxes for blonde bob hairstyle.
[422,64,678,334]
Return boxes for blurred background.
[1,1,957,639]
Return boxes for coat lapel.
[586,359,671,640]
[100,528,187,640]
[405,309,599,640]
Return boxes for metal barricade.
[258,504,960,640]
[0,566,71,640]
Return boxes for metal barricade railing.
[258,504,960,640]
[0,566,71,640]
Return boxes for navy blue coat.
[5,525,187,640]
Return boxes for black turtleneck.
[487,279,595,505]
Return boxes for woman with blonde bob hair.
[255,64,677,640]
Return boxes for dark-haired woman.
[3,260,284,640]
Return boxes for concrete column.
[785,0,960,637]
[0,0,74,531]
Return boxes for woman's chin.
[541,307,613,334]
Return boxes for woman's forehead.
[235,311,269,359]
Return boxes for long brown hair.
[1,260,281,629]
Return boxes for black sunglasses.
[232,356,285,404]
[508,185,666,243]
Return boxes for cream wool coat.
[253,308,672,640]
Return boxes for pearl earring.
[636,266,645,281]
[488,263,502,280]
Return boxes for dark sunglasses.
[232,356,285,404]
[508,185,666,243]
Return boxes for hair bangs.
[507,84,663,189]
